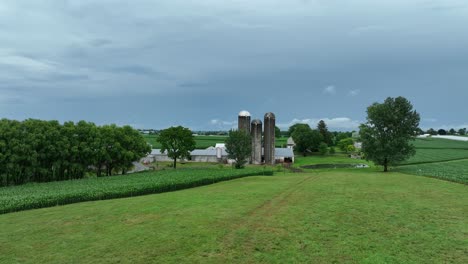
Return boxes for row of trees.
[0,119,150,186]
[423,128,466,136]
[287,120,356,156]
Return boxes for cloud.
[278,117,361,131]
[423,118,438,122]
[323,85,336,95]
[349,89,360,96]
[210,119,237,129]
[0,54,58,72]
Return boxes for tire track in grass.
[216,174,320,258]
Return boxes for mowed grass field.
[1,171,467,263]
[395,138,468,184]
[144,134,288,149]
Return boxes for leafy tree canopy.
[287,123,311,137]
[359,96,420,172]
[291,126,323,156]
[158,126,196,168]
[317,120,333,145]
[225,130,252,169]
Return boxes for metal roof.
[238,110,251,117]
[274,148,294,158]
[151,147,293,158]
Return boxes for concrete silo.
[264,112,276,165]
[238,110,251,133]
[250,119,263,165]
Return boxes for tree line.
[288,121,356,156]
[0,119,150,186]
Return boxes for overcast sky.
[1,0,467,131]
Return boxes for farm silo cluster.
[238,110,276,165]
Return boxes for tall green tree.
[275,126,281,138]
[317,120,333,145]
[158,126,195,169]
[359,97,420,172]
[225,130,252,169]
[291,125,323,156]
[458,128,467,136]
[287,123,310,137]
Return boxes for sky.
[1,0,467,131]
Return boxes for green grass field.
[401,148,468,165]
[413,138,468,149]
[144,135,288,149]
[0,167,272,214]
[294,154,373,168]
[1,171,466,263]
[396,160,468,184]
[392,138,468,183]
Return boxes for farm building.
[142,147,294,164]
[287,137,296,149]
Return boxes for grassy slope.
[0,168,272,214]
[1,171,467,263]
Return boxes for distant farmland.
[396,138,468,184]
[144,134,288,149]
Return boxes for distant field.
[294,154,373,168]
[396,138,468,184]
[413,138,468,149]
[401,148,468,165]
[396,160,468,184]
[144,134,288,149]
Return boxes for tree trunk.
[384,158,388,172]
[173,158,177,169]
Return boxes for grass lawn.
[294,153,373,168]
[1,170,466,263]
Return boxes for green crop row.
[401,149,468,165]
[0,167,273,214]
[396,160,468,184]
[412,138,468,149]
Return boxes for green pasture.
[293,154,372,168]
[1,171,466,263]
[0,168,272,214]
[401,148,468,165]
[391,138,468,183]
[396,160,468,184]
[412,138,468,149]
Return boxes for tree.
[448,128,456,135]
[359,96,420,172]
[225,130,252,169]
[426,128,437,135]
[158,126,195,169]
[287,123,310,137]
[458,128,467,136]
[438,129,447,135]
[317,120,333,145]
[291,126,323,156]
[275,126,281,138]
[318,142,328,155]
[337,138,354,152]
